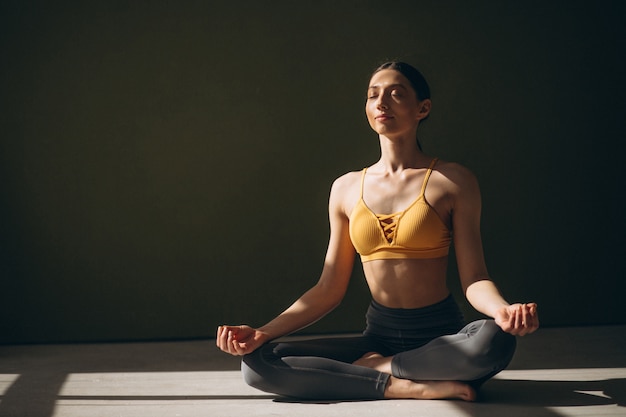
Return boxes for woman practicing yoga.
[216,61,539,401]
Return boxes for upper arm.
[449,165,491,293]
[314,175,357,304]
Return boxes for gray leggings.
[242,296,516,400]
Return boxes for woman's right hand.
[216,325,267,356]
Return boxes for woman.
[216,61,539,401]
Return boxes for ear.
[416,99,432,121]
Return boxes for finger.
[230,331,249,356]
[217,326,230,351]
[514,306,522,329]
[522,305,530,328]
[227,330,237,354]
[231,338,246,355]
[516,304,539,335]
[530,303,539,321]
[216,326,224,349]
[505,307,515,330]
[528,303,539,332]
[512,305,525,336]
[221,327,237,353]
[520,304,535,336]
[232,326,243,341]
[217,326,227,343]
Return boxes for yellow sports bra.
[349,158,452,262]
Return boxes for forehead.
[368,69,411,89]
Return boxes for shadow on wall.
[1,0,625,345]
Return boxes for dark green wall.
[1,1,624,344]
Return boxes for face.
[365,69,431,138]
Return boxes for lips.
[375,114,394,121]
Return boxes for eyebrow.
[367,83,409,91]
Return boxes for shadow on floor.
[451,378,626,417]
[481,378,626,407]
[0,339,238,417]
[1,326,625,417]
[273,378,626,407]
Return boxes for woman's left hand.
[494,303,539,336]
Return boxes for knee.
[474,320,517,369]
[241,345,282,394]
[241,349,267,391]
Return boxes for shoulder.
[431,159,482,217]
[331,170,362,193]
[432,159,480,195]
[329,170,363,216]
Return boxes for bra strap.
[359,168,368,199]
[419,158,439,197]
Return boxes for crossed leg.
[354,352,476,401]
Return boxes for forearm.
[257,284,342,342]
[464,279,510,318]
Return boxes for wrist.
[256,327,275,344]
[487,302,510,318]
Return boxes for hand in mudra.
[216,325,267,356]
[495,303,539,336]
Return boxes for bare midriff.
[362,256,450,309]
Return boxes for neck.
[376,134,426,172]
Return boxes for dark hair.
[371,61,431,150]
[372,61,431,101]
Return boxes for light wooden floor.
[0,325,624,417]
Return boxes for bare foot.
[353,352,392,374]
[385,376,476,401]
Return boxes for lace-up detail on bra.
[377,213,400,244]
[349,158,452,262]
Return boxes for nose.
[376,95,389,110]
